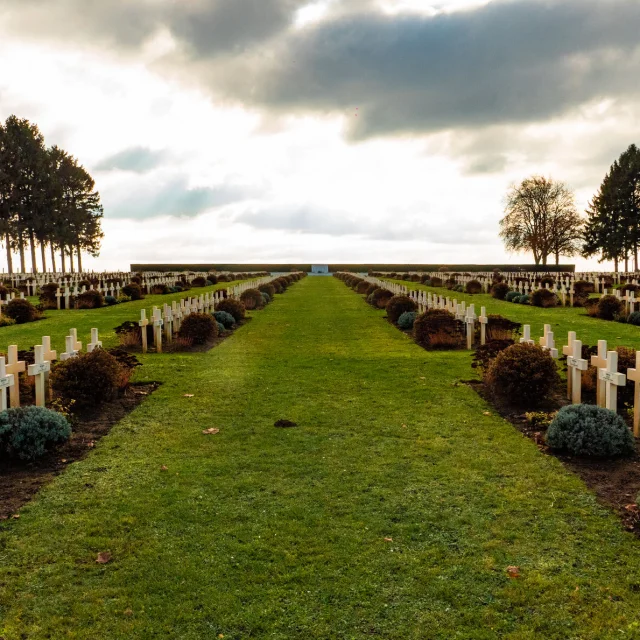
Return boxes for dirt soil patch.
[0,382,159,520]
[468,380,640,535]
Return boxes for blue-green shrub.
[546,405,634,457]
[214,310,235,329]
[628,311,640,326]
[216,321,226,333]
[261,292,271,305]
[423,279,432,286]
[505,291,520,302]
[518,294,531,305]
[105,295,117,306]
[512,295,522,304]
[0,406,71,461]
[398,311,418,330]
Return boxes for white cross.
[69,328,82,352]
[566,339,589,404]
[539,324,552,348]
[153,308,164,353]
[139,309,149,353]
[163,304,173,342]
[41,336,57,401]
[598,351,626,413]
[465,305,477,350]
[6,345,25,408]
[478,307,488,345]
[627,351,640,437]
[60,335,79,361]
[541,331,559,359]
[590,340,608,408]
[0,357,15,411]
[562,331,577,400]
[28,345,51,407]
[520,325,534,345]
[88,328,102,352]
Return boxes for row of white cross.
[0,328,103,410]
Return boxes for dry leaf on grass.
[483,411,491,416]
[506,566,520,578]
[384,537,393,542]
[160,465,168,471]
[96,552,112,564]
[183,394,195,398]
[202,428,220,435]
[12,514,19,519]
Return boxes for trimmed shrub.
[539,275,555,288]
[512,295,522,304]
[5,298,39,324]
[50,349,124,411]
[466,280,482,294]
[531,288,558,308]
[386,295,418,324]
[471,339,514,377]
[398,311,418,331]
[214,310,236,329]
[0,406,71,461]
[191,276,207,287]
[39,282,59,309]
[486,343,561,409]
[240,288,265,311]
[490,282,510,300]
[215,298,246,323]
[0,316,16,327]
[546,405,634,457]
[105,295,117,306]
[370,288,393,309]
[413,309,464,349]
[179,313,218,345]
[261,292,271,305]
[574,280,595,296]
[518,294,531,305]
[259,283,276,299]
[485,315,521,341]
[596,295,623,320]
[430,277,443,287]
[77,290,104,309]
[505,291,520,302]
[356,281,370,294]
[117,294,132,304]
[122,283,143,301]
[628,311,640,326]
[151,284,170,295]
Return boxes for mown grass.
[387,279,640,351]
[2,277,640,638]
[0,280,247,354]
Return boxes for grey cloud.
[104,178,259,219]
[94,147,168,173]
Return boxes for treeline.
[0,115,103,274]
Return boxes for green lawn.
[2,276,640,638]
[0,280,247,355]
[387,278,640,350]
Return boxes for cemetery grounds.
[3,276,640,638]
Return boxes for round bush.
[505,291,520,302]
[573,280,595,296]
[512,295,522,304]
[486,343,560,409]
[398,311,418,330]
[356,281,371,294]
[430,277,443,287]
[413,309,463,349]
[518,294,531,305]
[191,276,207,287]
[490,283,510,300]
[259,283,276,299]
[386,295,418,324]
[597,295,623,320]
[216,321,226,333]
[122,283,143,301]
[370,288,393,309]
[466,280,482,294]
[215,298,246,323]
[105,295,117,306]
[4,298,39,324]
[240,288,265,311]
[151,284,170,295]
[0,406,71,461]
[214,310,236,329]
[531,288,558,308]
[50,349,124,411]
[179,312,218,345]
[546,405,635,457]
[77,290,104,309]
[628,311,640,326]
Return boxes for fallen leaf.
[160,465,168,471]
[183,394,195,398]
[483,411,491,416]
[506,566,520,578]
[384,537,393,542]
[12,514,19,519]
[124,608,133,616]
[202,428,220,435]
[87,441,95,448]
[401,424,407,429]
[96,552,112,564]
[625,503,638,511]
[419,377,426,380]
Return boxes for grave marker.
[28,345,51,407]
[6,346,25,408]
[0,357,14,411]
[562,332,577,400]
[627,352,640,437]
[598,351,626,413]
[139,310,149,353]
[88,328,102,352]
[590,340,608,408]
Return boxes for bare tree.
[499,176,582,265]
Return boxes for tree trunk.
[5,235,12,275]
[542,254,548,266]
[77,245,83,273]
[28,229,37,274]
[50,245,56,273]
[40,242,47,273]
[614,256,619,273]
[555,252,560,265]
[625,255,629,273]
[635,243,639,272]
[60,247,66,274]
[69,247,74,273]
[18,235,25,273]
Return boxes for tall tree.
[583,145,640,272]
[499,176,582,265]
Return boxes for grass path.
[2,277,640,638]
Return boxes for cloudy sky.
[0,0,637,270]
